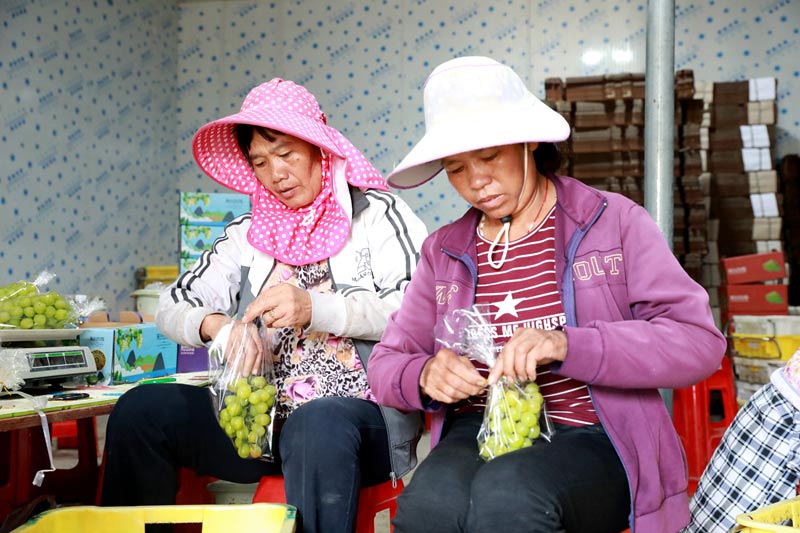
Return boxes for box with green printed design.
[180,192,250,226]
[79,323,178,384]
[721,251,786,285]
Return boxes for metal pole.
[644,0,676,414]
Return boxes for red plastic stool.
[673,356,738,494]
[252,474,404,533]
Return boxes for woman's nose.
[271,160,289,182]
[468,166,491,189]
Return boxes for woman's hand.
[419,348,487,404]
[488,328,568,384]
[242,283,312,329]
[201,314,264,375]
[225,321,265,376]
[200,313,233,343]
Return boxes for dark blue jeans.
[101,384,391,533]
[394,412,630,533]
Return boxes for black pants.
[101,384,391,533]
[393,412,630,533]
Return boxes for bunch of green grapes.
[217,376,277,459]
[478,382,545,461]
[0,283,73,330]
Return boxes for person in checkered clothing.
[685,348,800,532]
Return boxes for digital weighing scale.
[0,328,97,388]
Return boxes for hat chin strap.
[487,143,529,269]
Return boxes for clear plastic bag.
[436,306,554,461]
[208,321,277,461]
[0,270,79,330]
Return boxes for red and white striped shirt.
[455,208,600,427]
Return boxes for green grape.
[23,307,35,318]
[236,382,252,400]
[19,318,34,329]
[0,311,10,323]
[255,413,270,426]
[237,444,250,459]
[230,416,244,431]
[33,315,47,327]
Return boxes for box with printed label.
[178,345,209,373]
[180,192,250,226]
[79,323,178,384]
[719,283,789,314]
[720,251,786,285]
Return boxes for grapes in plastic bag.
[208,321,278,461]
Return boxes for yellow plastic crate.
[734,496,800,532]
[12,503,295,533]
[732,333,800,360]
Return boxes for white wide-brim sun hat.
[387,56,571,189]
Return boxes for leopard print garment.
[263,262,374,419]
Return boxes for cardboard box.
[733,356,785,385]
[180,192,250,226]
[180,224,226,255]
[180,252,201,273]
[79,323,178,384]
[721,251,786,285]
[178,345,209,373]
[719,283,789,314]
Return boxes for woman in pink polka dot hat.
[100,78,428,533]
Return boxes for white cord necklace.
[481,144,549,269]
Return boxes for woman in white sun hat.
[367,56,726,532]
[100,78,428,533]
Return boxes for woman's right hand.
[419,348,487,404]
[202,314,264,376]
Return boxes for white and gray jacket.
[156,186,429,480]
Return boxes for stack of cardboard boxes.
[179,192,250,272]
[544,71,700,276]
[708,78,780,261]
[178,192,251,372]
[718,251,794,402]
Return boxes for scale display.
[28,348,92,373]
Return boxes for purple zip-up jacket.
[368,175,726,533]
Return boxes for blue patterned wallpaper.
[2,0,798,315]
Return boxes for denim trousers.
[100,384,391,533]
[394,412,630,533]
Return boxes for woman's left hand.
[488,327,568,384]
[242,283,312,329]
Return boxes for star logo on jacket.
[493,292,524,320]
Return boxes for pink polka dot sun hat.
[192,78,388,266]
[386,56,571,189]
